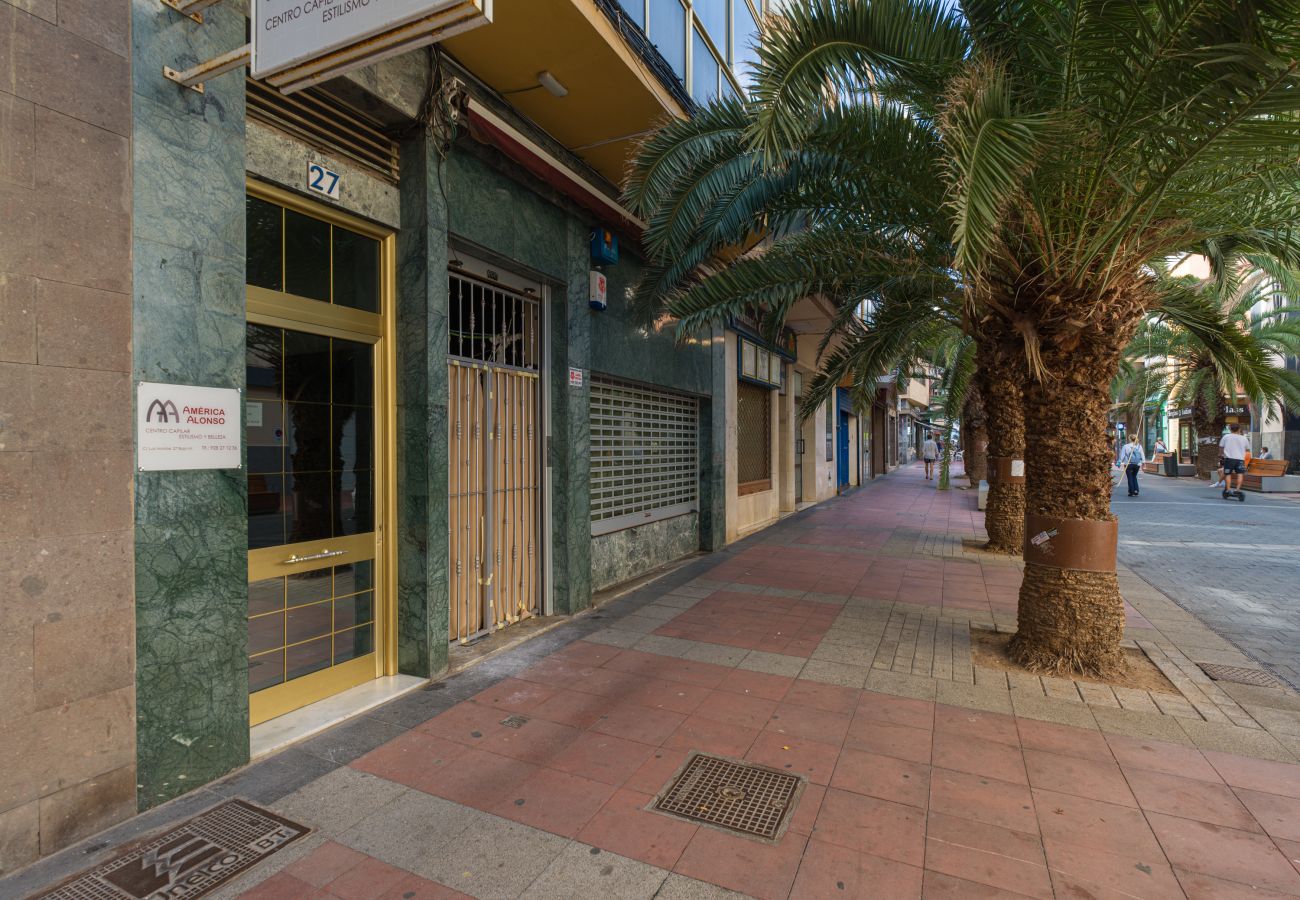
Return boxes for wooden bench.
[1242,458,1292,492]
[1141,452,1166,475]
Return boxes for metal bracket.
[163,43,250,94]
[161,0,226,21]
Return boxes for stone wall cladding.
[591,513,700,592]
[0,0,135,873]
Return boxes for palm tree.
[633,0,1300,675]
[1115,260,1300,477]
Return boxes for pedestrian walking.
[1118,435,1145,496]
[922,435,939,480]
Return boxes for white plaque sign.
[138,382,241,471]
[252,0,475,78]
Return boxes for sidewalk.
[14,465,1300,899]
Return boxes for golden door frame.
[244,178,398,726]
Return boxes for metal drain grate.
[1199,663,1287,688]
[36,800,308,899]
[653,753,802,840]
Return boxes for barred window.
[591,375,699,534]
[737,381,772,492]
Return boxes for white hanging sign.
[251,0,488,79]
[137,382,241,471]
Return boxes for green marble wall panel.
[394,135,450,676]
[131,0,249,808]
[700,325,728,551]
[591,514,699,591]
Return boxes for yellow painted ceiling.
[443,0,685,188]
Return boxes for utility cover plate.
[653,753,802,841]
[35,800,309,899]
[1198,663,1287,688]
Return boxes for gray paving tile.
[423,812,569,897]
[737,651,806,677]
[682,643,749,667]
[799,660,869,689]
[654,874,753,899]
[520,842,670,899]
[271,766,409,837]
[587,628,646,648]
[337,789,485,871]
[366,688,458,729]
[298,714,409,765]
[208,748,338,805]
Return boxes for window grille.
[448,272,540,372]
[737,381,772,491]
[591,376,699,534]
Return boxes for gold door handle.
[282,549,349,565]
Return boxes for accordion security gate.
[447,272,542,643]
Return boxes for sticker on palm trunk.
[33,800,309,899]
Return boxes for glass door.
[243,185,392,726]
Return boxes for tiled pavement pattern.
[9,465,1300,899]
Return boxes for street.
[1114,469,1300,688]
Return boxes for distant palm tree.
[1115,260,1300,478]
[630,0,1300,675]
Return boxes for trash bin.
[1163,453,1180,477]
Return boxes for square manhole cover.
[35,800,308,899]
[1198,663,1287,688]
[652,753,802,841]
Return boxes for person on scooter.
[1219,424,1250,496]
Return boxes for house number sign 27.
[307,162,341,200]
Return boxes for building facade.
[1,0,836,873]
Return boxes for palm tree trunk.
[975,341,1026,554]
[1192,397,1226,480]
[1008,340,1126,677]
[963,386,989,487]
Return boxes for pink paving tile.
[766,702,852,745]
[623,677,712,714]
[417,701,512,745]
[237,872,317,900]
[653,657,731,688]
[546,731,658,786]
[929,768,1038,836]
[591,701,687,745]
[284,841,369,888]
[350,732,469,791]
[1234,788,1300,842]
[924,835,1052,899]
[856,691,935,731]
[674,827,810,900]
[745,730,841,785]
[489,767,616,837]
[1015,719,1113,763]
[413,745,538,810]
[934,704,1020,747]
[715,667,794,702]
[1124,767,1262,831]
[528,688,615,729]
[1204,750,1300,800]
[691,689,779,730]
[931,732,1028,786]
[551,640,623,667]
[1148,811,1300,895]
[921,869,1038,898]
[788,839,923,900]
[844,717,933,765]
[604,648,676,678]
[829,747,930,809]
[324,855,409,900]
[787,782,826,837]
[1022,748,1136,807]
[576,788,698,870]
[460,715,583,767]
[1106,734,1223,782]
[664,715,762,758]
[566,666,646,698]
[469,677,557,713]
[1041,838,1184,900]
[1175,869,1300,900]
[810,787,926,867]
[927,812,1045,866]
[514,656,590,686]
[1032,789,1162,858]
[783,680,861,716]
[1277,838,1300,877]
[625,746,696,794]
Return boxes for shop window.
[591,375,700,534]
[738,380,772,492]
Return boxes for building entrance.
[243,185,394,725]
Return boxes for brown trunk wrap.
[990,456,1025,484]
[1023,514,1117,573]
